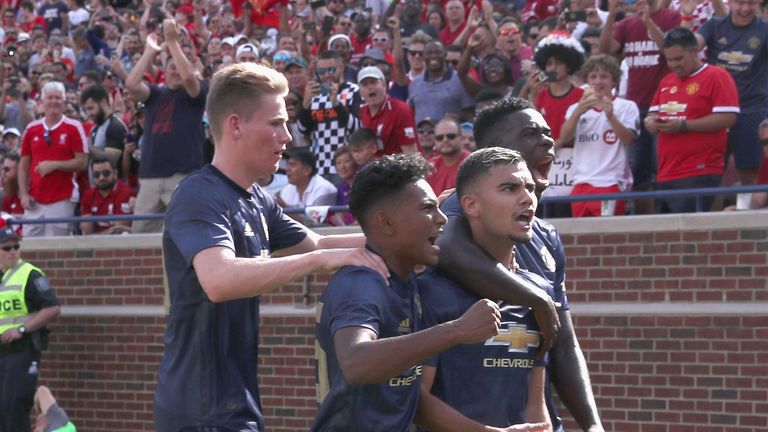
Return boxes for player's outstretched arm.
[549,310,603,432]
[193,245,387,303]
[334,299,501,385]
[436,215,560,357]
[417,366,551,432]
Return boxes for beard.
[97,179,116,191]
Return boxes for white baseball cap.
[357,66,385,84]
[236,43,259,61]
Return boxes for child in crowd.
[348,127,379,168]
[559,55,640,217]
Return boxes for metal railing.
[6,184,768,228]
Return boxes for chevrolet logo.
[717,51,753,64]
[485,323,540,353]
[660,102,687,115]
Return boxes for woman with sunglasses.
[0,218,62,432]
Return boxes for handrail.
[6,185,768,227]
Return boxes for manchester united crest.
[686,83,700,95]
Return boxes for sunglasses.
[499,28,521,36]
[435,133,458,141]
[417,127,434,134]
[408,50,423,57]
[93,169,113,179]
[274,53,291,62]
[44,130,51,145]
[1,244,20,252]
[317,66,337,75]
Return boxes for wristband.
[680,120,688,133]
[681,15,695,21]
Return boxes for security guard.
[0,221,61,432]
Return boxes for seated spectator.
[560,55,639,217]
[417,117,436,157]
[80,158,133,235]
[276,147,338,211]
[33,386,76,432]
[348,127,379,167]
[330,146,358,226]
[256,172,289,199]
[427,118,471,195]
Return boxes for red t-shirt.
[2,192,22,218]
[21,117,88,204]
[757,157,768,185]
[427,151,470,195]
[613,9,681,110]
[537,85,584,141]
[360,96,422,156]
[20,16,47,33]
[440,21,467,47]
[350,33,372,65]
[650,64,740,182]
[80,180,133,233]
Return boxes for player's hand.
[452,299,501,344]
[0,328,22,344]
[532,294,560,358]
[35,160,58,177]
[317,248,390,280]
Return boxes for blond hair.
[206,63,289,141]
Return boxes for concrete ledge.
[548,210,768,234]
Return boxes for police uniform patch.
[34,277,51,292]
[539,245,556,273]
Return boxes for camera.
[6,45,16,57]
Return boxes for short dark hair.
[80,85,110,105]
[4,151,19,163]
[348,128,376,149]
[474,97,534,148]
[318,50,342,62]
[349,154,430,230]
[663,27,698,50]
[456,147,525,198]
[91,157,116,169]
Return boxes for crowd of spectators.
[0,0,766,235]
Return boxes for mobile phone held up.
[537,71,558,83]
[565,10,587,22]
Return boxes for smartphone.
[536,71,558,82]
[565,10,587,22]
[321,15,334,35]
[536,71,549,83]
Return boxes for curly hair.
[349,154,431,229]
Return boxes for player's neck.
[471,227,515,269]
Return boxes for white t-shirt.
[68,8,90,26]
[279,174,338,208]
[567,97,639,190]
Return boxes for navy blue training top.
[312,264,423,432]
[154,164,307,432]
[418,267,552,427]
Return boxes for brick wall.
[22,212,768,431]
